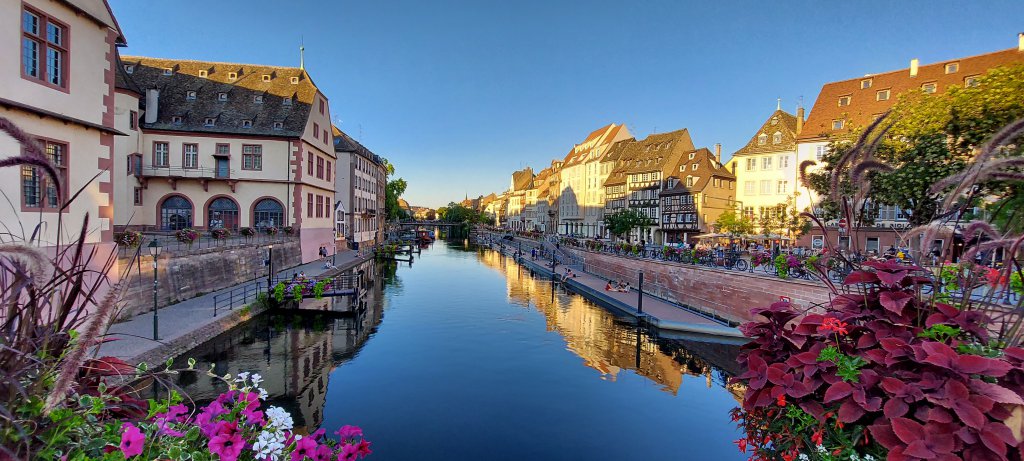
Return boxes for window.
[241,120,252,128]
[273,121,284,130]
[866,237,880,254]
[815,145,829,161]
[860,78,872,89]
[204,118,216,127]
[22,139,67,209]
[761,156,772,170]
[227,72,238,80]
[313,123,320,139]
[316,195,324,218]
[153,142,170,167]
[691,163,698,171]
[182,144,198,169]
[215,144,230,157]
[944,62,958,74]
[316,156,325,179]
[685,176,694,187]
[876,89,890,101]
[307,152,314,176]
[124,64,134,74]
[198,69,208,78]
[160,196,192,230]
[186,91,197,100]
[22,7,68,89]
[129,111,138,130]
[254,95,264,104]
[172,116,183,125]
[323,131,329,144]
[743,206,754,220]
[838,95,851,106]
[832,119,845,130]
[757,133,767,145]
[771,116,779,126]
[207,197,239,230]
[964,75,980,87]
[746,158,757,171]
[760,180,772,195]
[921,82,937,93]
[319,100,325,115]
[779,155,789,168]
[133,187,143,206]
[242,145,262,170]
[772,132,782,144]
[777,180,788,194]
[254,199,283,229]
[307,193,313,217]
[217,92,228,101]
[688,152,695,160]
[162,68,172,76]
[290,76,300,84]
[713,178,721,188]
[326,161,332,181]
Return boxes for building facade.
[659,147,736,243]
[333,127,386,250]
[0,0,124,267]
[726,107,803,231]
[558,123,631,237]
[113,56,337,263]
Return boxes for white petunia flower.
[265,406,294,431]
[253,430,285,460]
[251,373,264,387]
[258,387,269,400]
[235,371,250,383]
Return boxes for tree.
[714,210,755,236]
[603,208,652,240]
[807,64,1024,226]
[385,177,407,221]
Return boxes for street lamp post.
[148,238,162,340]
[266,245,274,290]
[637,270,644,314]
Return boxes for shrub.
[774,254,790,279]
[240,227,256,237]
[264,226,279,236]
[282,226,295,235]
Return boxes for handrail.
[213,281,263,317]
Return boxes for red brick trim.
[290,141,304,227]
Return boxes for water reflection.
[173,258,384,434]
[475,246,745,399]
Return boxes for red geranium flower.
[818,317,849,336]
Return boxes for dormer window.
[688,152,695,160]
[290,76,299,84]
[876,89,890,101]
[273,121,284,130]
[241,120,252,128]
[254,95,264,104]
[171,116,183,125]
[204,118,216,127]
[861,78,872,89]
[691,163,698,171]
[162,68,173,76]
[757,133,768,145]
[186,91,197,100]
[964,75,981,87]
[772,132,782,144]
[227,72,238,80]
[838,95,851,106]
[771,116,779,126]
[124,65,134,74]
[262,74,271,82]
[217,92,228,101]
[945,62,959,74]
[198,70,208,78]
[283,98,292,106]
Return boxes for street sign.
[838,218,848,233]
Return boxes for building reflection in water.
[475,247,746,401]
[173,258,385,434]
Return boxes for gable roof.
[64,0,126,44]
[511,167,534,192]
[661,148,735,196]
[333,126,384,166]
[732,110,799,156]
[603,129,696,187]
[120,55,322,138]
[799,47,1024,141]
[562,123,628,167]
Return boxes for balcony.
[138,166,239,192]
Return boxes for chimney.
[144,89,159,124]
[910,58,919,77]
[714,143,722,163]
[796,106,805,135]
[1019,32,1024,52]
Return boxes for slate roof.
[603,129,696,187]
[120,55,322,138]
[799,47,1024,141]
[660,148,736,196]
[732,110,799,157]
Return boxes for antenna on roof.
[299,36,305,70]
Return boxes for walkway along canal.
[172,240,746,460]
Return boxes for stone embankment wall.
[566,249,832,324]
[116,240,302,320]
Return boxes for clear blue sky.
[109,0,1023,208]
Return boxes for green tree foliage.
[603,208,652,239]
[714,210,755,236]
[439,202,488,224]
[385,177,408,221]
[807,64,1024,226]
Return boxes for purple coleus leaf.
[969,379,1024,405]
[891,418,958,460]
[919,341,1012,377]
[926,380,994,430]
[843,270,879,285]
[879,291,914,315]
[876,269,910,287]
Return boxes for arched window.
[161,195,192,231]
[208,197,239,230]
[254,199,284,229]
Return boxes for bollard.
[637,271,644,314]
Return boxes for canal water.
[175,240,746,460]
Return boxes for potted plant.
[240,227,256,238]
[210,228,231,240]
[264,226,279,236]
[115,230,143,248]
[175,228,199,247]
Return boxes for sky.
[108,0,1024,209]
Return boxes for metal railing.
[117,231,296,258]
[140,165,237,179]
[213,281,264,317]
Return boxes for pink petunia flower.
[337,443,360,461]
[291,436,318,461]
[334,425,363,440]
[208,432,244,461]
[119,423,145,458]
[356,440,372,459]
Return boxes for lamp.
[148,238,161,340]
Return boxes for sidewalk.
[98,250,371,365]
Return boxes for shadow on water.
[171,240,746,460]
